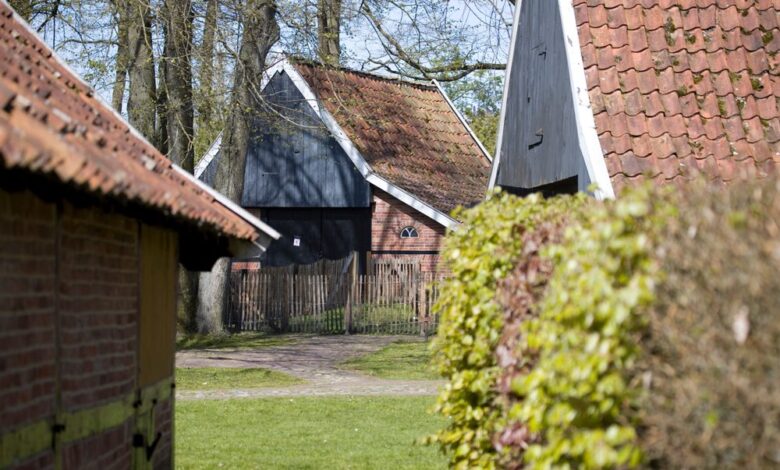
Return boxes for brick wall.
[0,189,57,465]
[59,203,138,411]
[370,189,446,273]
[0,188,173,468]
[152,398,173,469]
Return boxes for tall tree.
[126,0,157,144]
[198,0,217,126]
[162,0,194,169]
[162,0,198,331]
[193,0,220,159]
[111,0,129,112]
[196,0,280,333]
[317,0,341,65]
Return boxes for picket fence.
[225,267,442,336]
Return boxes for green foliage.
[428,191,587,469]
[467,112,499,156]
[432,180,780,468]
[444,71,503,155]
[635,179,780,468]
[513,186,671,468]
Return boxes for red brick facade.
[370,189,446,273]
[0,188,173,469]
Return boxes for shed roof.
[293,61,492,214]
[0,2,278,245]
[576,0,780,192]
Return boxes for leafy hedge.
[431,179,780,468]
[634,179,780,468]
[428,191,587,468]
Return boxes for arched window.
[400,226,419,239]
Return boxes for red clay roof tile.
[578,0,780,189]
[293,62,490,214]
[0,3,261,241]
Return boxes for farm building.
[197,58,492,275]
[0,4,279,469]
[490,0,780,197]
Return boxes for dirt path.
[175,335,444,400]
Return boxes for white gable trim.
[488,0,614,200]
[279,59,459,228]
[431,79,493,164]
[365,174,458,228]
[194,131,222,179]
[195,58,459,228]
[557,0,614,199]
[488,0,522,192]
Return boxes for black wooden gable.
[242,71,371,208]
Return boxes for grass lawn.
[177,332,297,350]
[175,368,304,390]
[340,340,439,380]
[176,396,446,469]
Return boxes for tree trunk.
[196,0,279,333]
[198,0,217,127]
[126,0,157,144]
[161,0,198,332]
[317,0,341,66]
[111,0,129,112]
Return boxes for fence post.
[280,274,289,332]
[344,251,357,334]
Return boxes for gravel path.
[175,335,444,400]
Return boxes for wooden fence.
[225,267,442,335]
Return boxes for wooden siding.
[496,0,586,190]
[259,208,371,267]
[240,71,371,208]
[138,224,178,387]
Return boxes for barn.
[197,58,492,275]
[0,4,279,468]
[490,0,780,197]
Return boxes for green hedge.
[428,191,587,468]
[430,179,780,468]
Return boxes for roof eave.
[172,164,282,242]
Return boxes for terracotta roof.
[575,0,780,192]
[293,62,491,214]
[0,3,264,242]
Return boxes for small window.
[400,226,419,239]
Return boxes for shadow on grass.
[176,332,299,351]
[175,367,305,390]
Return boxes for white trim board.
[488,0,523,192]
[488,0,614,200]
[5,1,281,244]
[194,131,222,179]
[557,0,614,199]
[432,79,493,164]
[198,58,459,229]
